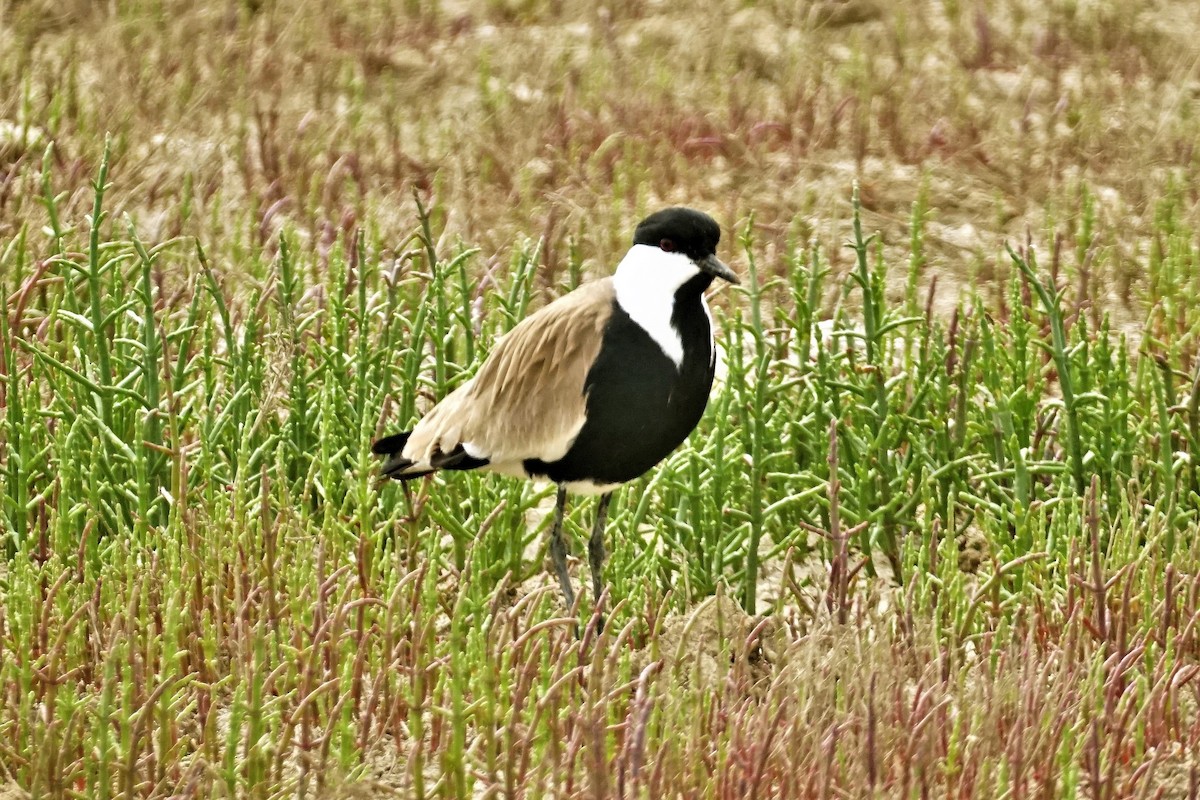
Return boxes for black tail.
[371,431,411,457]
[429,445,489,471]
[372,431,427,480]
[371,431,489,480]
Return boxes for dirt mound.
[0,782,27,800]
[649,591,790,693]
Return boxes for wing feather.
[403,279,614,467]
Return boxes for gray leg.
[588,493,612,604]
[548,484,575,610]
[588,493,613,633]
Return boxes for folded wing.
[396,278,615,473]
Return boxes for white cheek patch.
[612,244,701,368]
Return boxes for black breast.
[526,274,716,486]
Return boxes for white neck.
[611,244,706,367]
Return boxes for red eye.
[660,239,675,252]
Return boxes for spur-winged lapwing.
[373,207,738,613]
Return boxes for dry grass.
[3,0,1198,294]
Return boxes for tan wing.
[403,278,615,467]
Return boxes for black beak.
[699,254,739,284]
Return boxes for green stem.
[1008,243,1086,495]
[87,136,115,430]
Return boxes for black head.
[633,207,720,260]
[632,207,739,284]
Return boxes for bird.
[372,207,738,617]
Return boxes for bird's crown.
[632,207,721,261]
